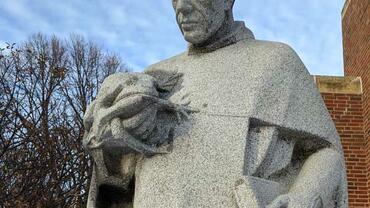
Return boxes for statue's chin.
[183,32,210,46]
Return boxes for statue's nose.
[176,0,192,14]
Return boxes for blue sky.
[0,0,345,75]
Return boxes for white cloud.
[1,0,52,32]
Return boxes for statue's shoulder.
[240,39,308,76]
[243,39,300,64]
[144,52,187,74]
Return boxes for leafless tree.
[0,33,129,207]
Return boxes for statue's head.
[172,0,235,45]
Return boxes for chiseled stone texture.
[84,35,348,207]
[133,38,348,207]
[84,0,348,206]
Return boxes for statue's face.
[172,0,229,45]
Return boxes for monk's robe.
[131,22,348,208]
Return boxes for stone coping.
[313,75,362,95]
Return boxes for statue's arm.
[268,148,347,208]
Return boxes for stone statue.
[83,0,348,207]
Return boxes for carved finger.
[82,133,93,148]
[310,195,323,208]
[179,109,190,120]
[105,95,156,121]
[176,112,182,123]
[110,117,123,138]
[182,100,191,106]
[109,117,168,156]
[93,122,112,144]
[266,195,289,208]
[180,93,190,101]
[128,113,157,140]
[84,132,105,150]
[106,132,169,156]
[92,95,150,135]
[120,105,157,130]
[88,140,104,150]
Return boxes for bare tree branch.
[0,33,129,207]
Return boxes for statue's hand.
[267,193,323,208]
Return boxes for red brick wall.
[342,0,370,206]
[321,92,367,207]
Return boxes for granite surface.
[83,0,348,207]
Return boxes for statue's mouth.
[181,21,198,30]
